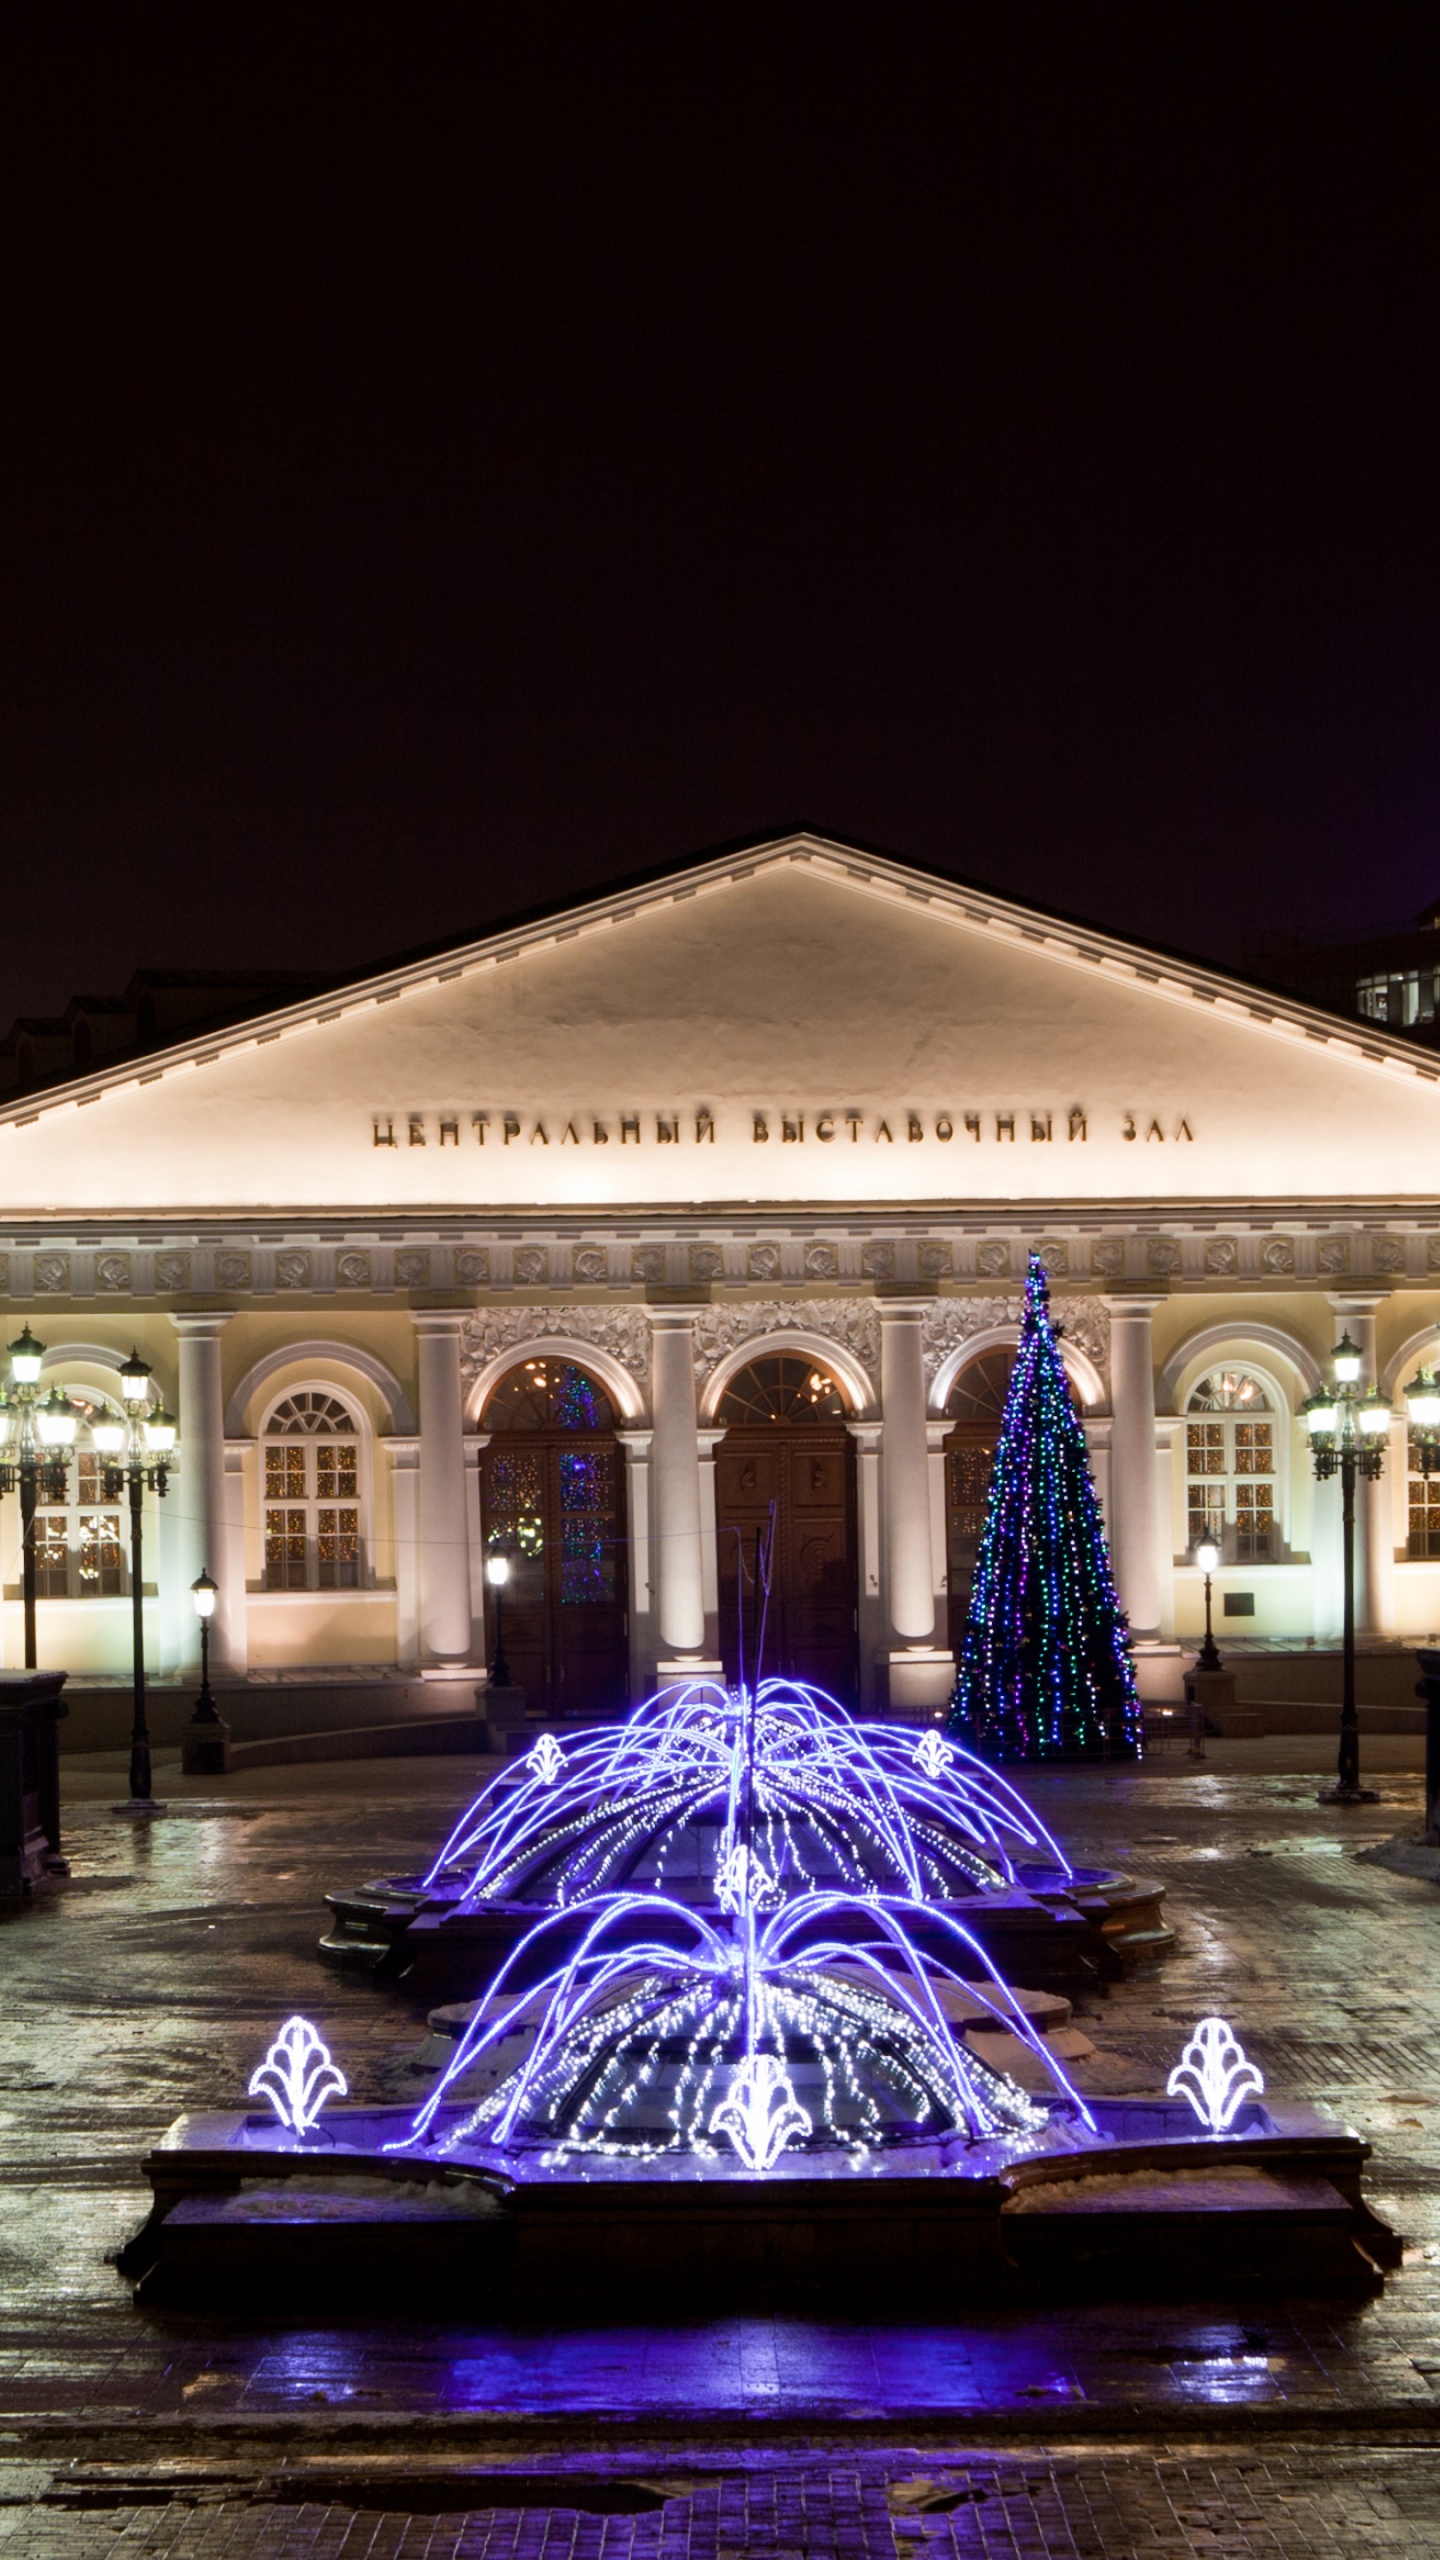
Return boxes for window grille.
[1186,1370,1277,1561]
[263,1395,362,1590]
[33,1416,125,1598]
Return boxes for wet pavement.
[3,1733,1439,2551]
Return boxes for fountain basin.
[121,2095,1396,2310]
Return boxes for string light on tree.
[947,1256,1141,1763]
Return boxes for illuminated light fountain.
[321,1675,1170,1990]
[127,1676,1398,2309]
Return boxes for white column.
[878,1297,954,1710]
[616,1428,655,1699]
[647,1307,721,1673]
[222,1441,250,1674]
[413,1313,473,1668]
[172,1313,234,1675]
[1329,1292,1390,1636]
[464,1433,490,1662]
[849,1422,884,1710]
[1102,1295,1164,1639]
[384,1438,421,1669]
[697,1426,726,1665]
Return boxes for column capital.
[871,1294,934,1321]
[644,1292,707,1327]
[1326,1290,1391,1316]
[1100,1292,1166,1318]
[410,1306,468,1337]
[170,1308,235,1339]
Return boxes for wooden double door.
[479,1360,629,1719]
[713,1357,858,1699]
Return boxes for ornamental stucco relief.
[461,1304,652,1388]
[690,1299,882,1392]
[918,1294,1111,1391]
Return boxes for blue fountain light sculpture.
[419,1675,1072,1919]
[395,1678,1095,2173]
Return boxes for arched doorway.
[943,1345,1083,1650]
[714,1354,858,1698]
[479,1358,629,1718]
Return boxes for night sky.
[3,5,1439,1028]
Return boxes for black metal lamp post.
[100,1349,177,1814]
[486,1551,512,1687]
[190,1569,218,1715]
[1303,1331,1391,1806]
[0,1328,76,1667]
[1194,1524,1223,1673]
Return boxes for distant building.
[1246,901,1440,1043]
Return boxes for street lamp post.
[181,1568,232,1777]
[98,1349,177,1814]
[485,1552,513,1688]
[0,1328,76,1667]
[1303,1332,1390,1806]
[1194,1525,1222,1673]
[1186,1525,1223,1762]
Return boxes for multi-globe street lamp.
[96,1349,177,1812]
[0,1326,77,1667]
[1303,1332,1394,1806]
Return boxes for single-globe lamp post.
[181,1566,232,1778]
[101,1349,177,1814]
[191,1569,218,1716]
[1303,1331,1390,1806]
[1194,1524,1222,1673]
[0,1327,76,1667]
[486,1551,512,1688]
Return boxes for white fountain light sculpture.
[526,1733,566,1786]
[914,1728,951,1781]
[711,2053,812,2171]
[1166,2017,1264,2134]
[249,2016,348,2136]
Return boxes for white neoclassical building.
[4,828,1440,1728]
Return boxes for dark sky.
[2,4,1439,1027]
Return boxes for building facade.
[5,831,1440,1717]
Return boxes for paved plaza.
[3,1731,1440,2551]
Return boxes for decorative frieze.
[95,1251,132,1293]
[154,1250,192,1292]
[275,1249,312,1290]
[34,1252,70,1293]
[336,1249,372,1289]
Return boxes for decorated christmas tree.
[948,1255,1142,1762]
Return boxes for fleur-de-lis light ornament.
[1166,2017,1264,2134]
[526,1732,567,1786]
[711,2054,812,2171]
[914,1728,952,1781]
[249,2016,347,2137]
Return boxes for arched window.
[715,1355,848,1426]
[263,1393,362,1590]
[35,1389,127,1599]
[1186,1370,1276,1561]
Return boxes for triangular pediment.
[2,831,1436,1215]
